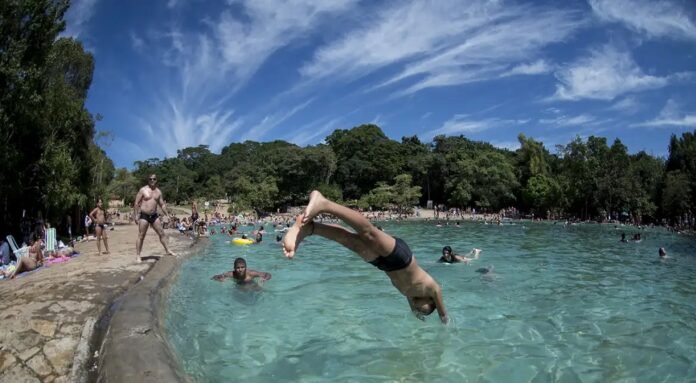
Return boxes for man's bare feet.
[166,251,177,256]
[302,190,326,224]
[135,257,142,264]
[103,251,110,255]
[283,215,313,259]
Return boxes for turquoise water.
[165,221,696,382]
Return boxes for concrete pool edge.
[96,239,205,383]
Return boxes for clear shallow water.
[165,221,696,382]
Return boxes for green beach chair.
[45,228,56,255]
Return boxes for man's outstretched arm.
[212,271,234,281]
[249,270,272,281]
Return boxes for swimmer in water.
[283,190,449,324]
[658,247,669,259]
[438,246,481,264]
[211,257,271,285]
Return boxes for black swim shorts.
[369,237,413,272]
[139,212,159,224]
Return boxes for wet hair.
[442,246,453,255]
[414,299,436,318]
[421,304,436,316]
[233,257,246,268]
[659,247,666,257]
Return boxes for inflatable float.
[232,238,255,245]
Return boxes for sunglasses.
[149,177,157,181]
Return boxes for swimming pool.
[164,221,696,382]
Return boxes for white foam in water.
[165,221,696,382]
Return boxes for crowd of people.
[1,173,679,297]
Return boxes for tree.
[108,168,138,206]
[0,1,109,236]
[661,171,691,225]
[327,124,404,199]
[391,174,422,215]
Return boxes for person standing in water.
[283,190,449,324]
[133,174,176,263]
[89,198,110,255]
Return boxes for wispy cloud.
[539,114,598,126]
[289,116,344,147]
[370,114,385,127]
[550,43,677,101]
[139,97,243,158]
[590,0,696,41]
[62,0,99,38]
[214,0,358,86]
[167,0,182,9]
[632,98,696,127]
[608,96,642,114]
[301,1,584,97]
[423,115,505,139]
[502,59,553,77]
[135,1,357,156]
[241,99,314,142]
[130,32,145,52]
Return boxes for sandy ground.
[0,223,194,383]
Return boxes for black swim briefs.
[369,237,413,272]
[139,212,159,224]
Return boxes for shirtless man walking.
[133,174,175,263]
[89,198,110,255]
[283,190,449,324]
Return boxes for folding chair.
[45,228,57,255]
[6,235,29,261]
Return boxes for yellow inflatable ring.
[232,238,255,245]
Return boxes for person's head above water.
[412,296,437,318]
[659,247,667,257]
[441,246,454,261]
[233,257,247,278]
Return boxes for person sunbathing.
[283,191,449,324]
[6,233,44,279]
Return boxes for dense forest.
[2,1,695,240]
[0,1,112,236]
[117,124,696,228]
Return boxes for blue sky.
[63,0,696,169]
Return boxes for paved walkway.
[0,225,193,383]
